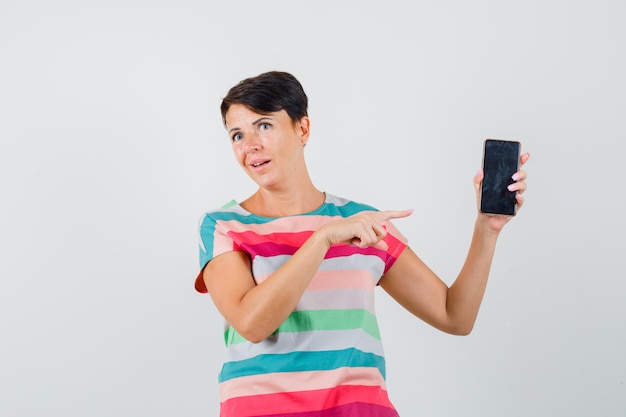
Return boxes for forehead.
[225,104,289,129]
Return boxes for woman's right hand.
[318,210,413,251]
[203,208,412,343]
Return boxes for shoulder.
[323,193,379,216]
[198,199,255,223]
[198,200,251,231]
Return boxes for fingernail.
[507,184,515,191]
[511,173,520,181]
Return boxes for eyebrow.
[228,117,273,134]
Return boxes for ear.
[296,116,311,146]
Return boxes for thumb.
[372,239,389,251]
[474,169,484,191]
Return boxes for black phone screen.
[480,139,520,216]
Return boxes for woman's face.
[224,104,310,190]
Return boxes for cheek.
[232,146,245,162]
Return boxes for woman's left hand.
[474,152,530,233]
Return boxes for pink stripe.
[259,402,399,417]
[220,367,386,401]
[309,269,375,291]
[219,219,406,267]
[227,230,313,247]
[326,244,385,259]
[227,233,392,261]
[218,216,331,235]
[211,228,242,256]
[220,384,394,417]
[217,216,407,249]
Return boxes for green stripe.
[224,309,380,346]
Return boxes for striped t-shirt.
[195,194,408,417]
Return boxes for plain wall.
[1,1,624,416]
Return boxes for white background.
[1,1,625,416]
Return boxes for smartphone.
[480,139,521,216]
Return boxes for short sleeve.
[194,212,239,293]
[381,220,408,274]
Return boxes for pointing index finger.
[376,209,414,222]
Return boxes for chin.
[247,174,278,189]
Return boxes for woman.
[195,71,530,417]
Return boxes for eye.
[259,123,271,131]
[231,132,242,142]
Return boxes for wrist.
[475,217,501,240]
[310,226,333,252]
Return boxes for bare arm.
[379,222,499,335]
[203,209,413,343]
[380,152,530,335]
[203,231,330,343]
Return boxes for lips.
[249,159,270,168]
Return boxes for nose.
[244,134,262,152]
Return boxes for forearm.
[235,231,331,342]
[224,210,408,342]
[445,219,500,334]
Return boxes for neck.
[243,179,325,217]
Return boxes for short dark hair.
[220,71,308,125]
